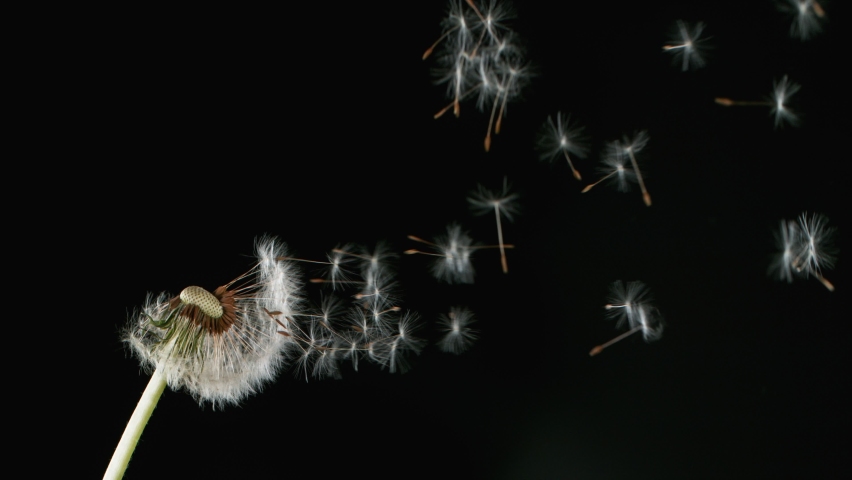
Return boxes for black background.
[90,2,844,478]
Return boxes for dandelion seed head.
[124,236,302,409]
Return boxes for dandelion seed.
[467,0,514,58]
[423,0,473,60]
[407,225,475,284]
[590,280,663,356]
[394,310,426,355]
[715,75,801,128]
[468,177,519,273]
[278,245,356,291]
[537,112,589,181]
[581,154,633,194]
[772,212,837,291]
[583,131,652,206]
[662,20,708,71]
[769,76,802,128]
[484,60,528,151]
[406,224,516,284]
[437,306,478,354]
[779,0,826,41]
[769,219,799,284]
[361,310,424,374]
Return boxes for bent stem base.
[104,368,167,480]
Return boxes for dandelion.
[106,236,302,479]
[437,306,478,353]
[662,20,708,71]
[772,212,837,291]
[109,235,432,479]
[468,177,519,273]
[590,280,663,356]
[715,75,801,128]
[583,131,652,206]
[779,0,826,40]
[536,112,589,180]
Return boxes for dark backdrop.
[91,2,844,478]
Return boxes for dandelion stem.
[485,91,501,151]
[407,235,438,247]
[493,204,508,273]
[310,278,365,285]
[582,171,617,193]
[815,273,835,292]
[408,234,514,251]
[589,325,643,356]
[495,91,508,134]
[435,83,480,119]
[465,0,485,22]
[714,98,772,107]
[277,256,332,265]
[434,102,454,119]
[471,244,515,250]
[405,245,515,258]
[404,249,446,258]
[563,150,581,180]
[469,24,487,59]
[423,27,458,60]
[626,149,652,206]
[104,368,167,480]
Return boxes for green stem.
[104,368,167,480]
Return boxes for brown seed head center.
[172,285,238,335]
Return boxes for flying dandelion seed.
[715,75,801,128]
[536,111,589,180]
[423,0,473,61]
[583,131,652,206]
[405,224,516,284]
[662,20,708,71]
[771,212,838,291]
[467,177,519,273]
[278,245,357,291]
[437,306,478,354]
[590,280,663,356]
[779,0,826,40]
